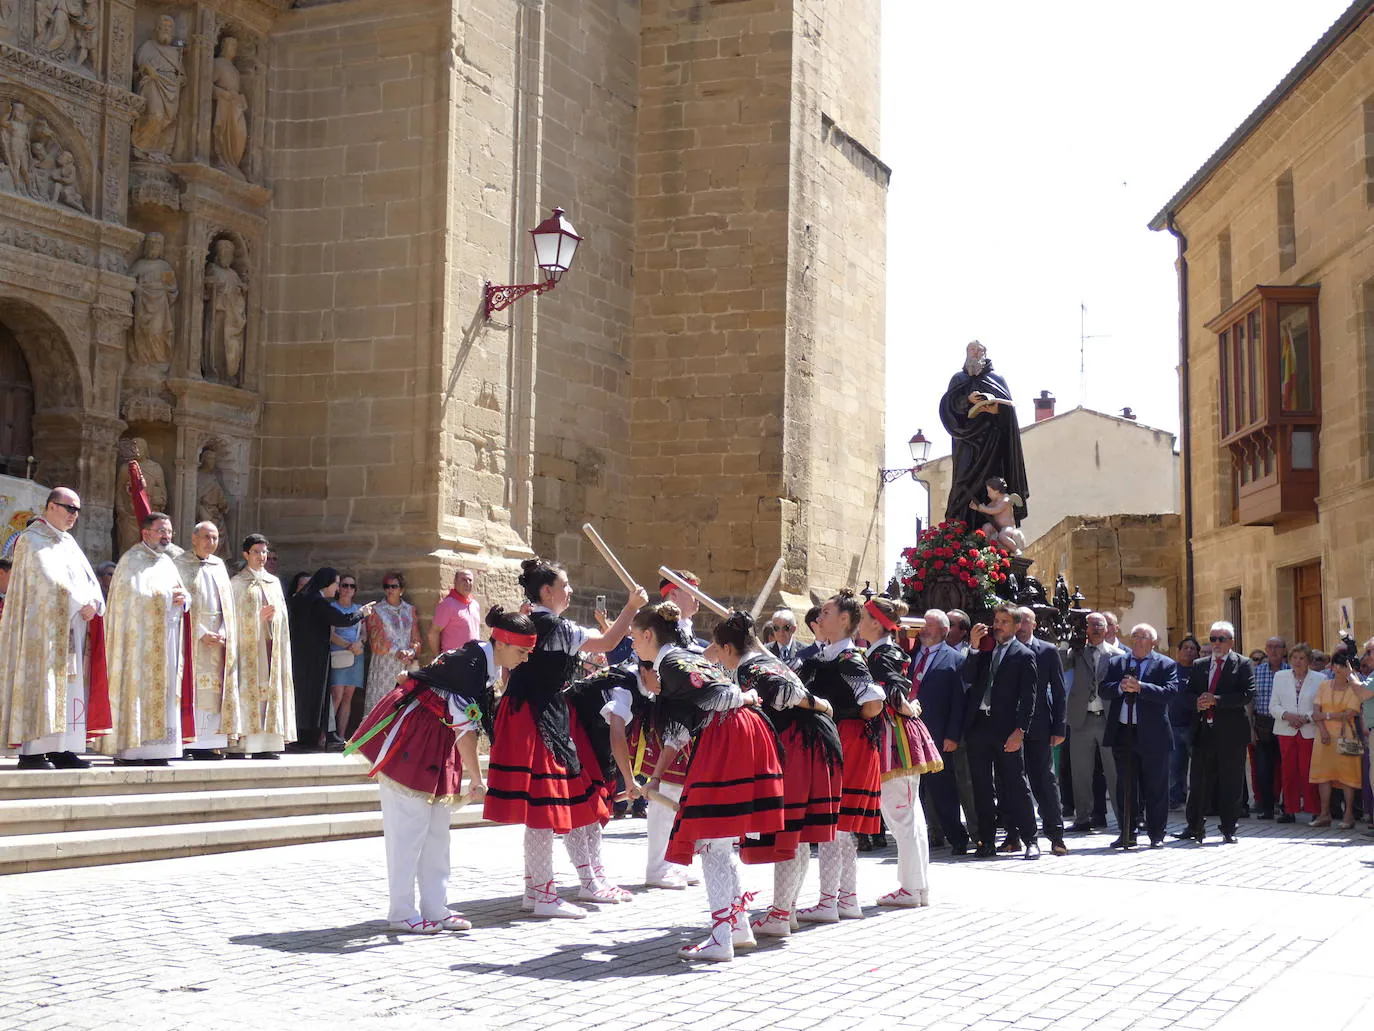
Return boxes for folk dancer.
[711,611,841,939]
[860,596,944,906]
[630,601,785,962]
[483,557,646,917]
[349,606,534,933]
[796,590,886,922]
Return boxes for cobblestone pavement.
[1,815,1371,1031]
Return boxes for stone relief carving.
[130,15,184,163]
[115,436,168,554]
[0,1,16,35]
[195,442,230,547]
[202,237,246,384]
[211,35,248,178]
[0,99,85,211]
[0,223,94,265]
[128,232,178,366]
[36,0,98,71]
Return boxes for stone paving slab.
[0,814,1370,1030]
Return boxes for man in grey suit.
[1061,612,1124,833]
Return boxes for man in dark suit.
[1000,606,1068,856]
[1177,621,1253,844]
[766,608,801,668]
[1100,623,1179,848]
[961,603,1040,860]
[910,609,970,855]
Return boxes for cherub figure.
[969,475,1026,554]
[50,150,83,210]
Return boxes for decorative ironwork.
[483,279,556,319]
[880,465,923,484]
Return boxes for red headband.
[864,599,899,633]
[659,576,699,598]
[492,628,537,649]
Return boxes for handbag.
[1337,722,1363,756]
[330,649,355,670]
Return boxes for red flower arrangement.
[897,519,1013,608]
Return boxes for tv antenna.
[1080,302,1112,407]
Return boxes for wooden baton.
[582,523,639,593]
[644,787,680,812]
[748,556,786,621]
[657,565,730,618]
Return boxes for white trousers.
[880,774,929,893]
[379,781,452,923]
[645,781,693,882]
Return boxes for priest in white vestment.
[229,532,296,757]
[100,512,190,767]
[173,522,239,758]
[0,488,108,770]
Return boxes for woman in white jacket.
[1269,643,1323,823]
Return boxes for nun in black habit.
[288,567,372,750]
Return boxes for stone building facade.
[1150,1,1374,650]
[0,0,888,616]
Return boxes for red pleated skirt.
[354,685,464,803]
[483,699,610,834]
[740,722,840,864]
[665,707,785,866]
[837,717,882,834]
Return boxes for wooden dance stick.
[657,565,730,618]
[748,556,786,621]
[644,787,680,812]
[582,523,639,593]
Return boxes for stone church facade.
[0,0,888,611]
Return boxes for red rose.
[957,557,969,567]
[933,560,944,570]
[996,574,1007,583]
[976,560,987,569]
[974,529,986,538]
[967,549,979,558]
[913,581,925,591]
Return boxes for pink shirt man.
[430,569,481,654]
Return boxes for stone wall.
[1028,513,1185,647]
[1169,12,1374,645]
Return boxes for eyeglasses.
[52,502,80,514]
[772,625,794,632]
[340,583,357,589]
[1209,635,1230,643]
[383,583,402,590]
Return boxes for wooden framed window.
[1205,284,1320,526]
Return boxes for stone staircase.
[0,754,491,875]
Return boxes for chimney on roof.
[1034,390,1055,422]
[1121,407,1137,421]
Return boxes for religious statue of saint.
[0,100,33,197]
[211,36,249,178]
[129,233,178,367]
[114,438,169,555]
[938,340,1031,528]
[195,445,230,550]
[36,0,96,68]
[130,15,185,162]
[203,239,247,384]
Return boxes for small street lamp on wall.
[880,430,932,484]
[484,207,583,319]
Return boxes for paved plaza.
[1,816,1371,1031]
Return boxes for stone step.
[0,806,494,876]
[0,754,373,799]
[0,783,387,836]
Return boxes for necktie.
[911,648,932,695]
[1206,659,1221,723]
[981,645,1003,711]
[1086,646,1099,702]
[1126,659,1140,724]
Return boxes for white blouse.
[1269,668,1322,739]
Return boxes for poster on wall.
[0,474,50,557]
[1337,597,1355,641]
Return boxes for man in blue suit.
[909,609,969,854]
[1003,606,1068,856]
[1100,623,1179,849]
[961,603,1040,860]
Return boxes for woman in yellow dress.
[1309,657,1366,829]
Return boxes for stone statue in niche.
[0,101,85,212]
[115,437,169,555]
[211,36,249,178]
[129,233,178,366]
[195,445,230,549]
[203,239,247,384]
[36,0,97,69]
[131,15,185,163]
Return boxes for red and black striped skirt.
[837,717,882,834]
[664,706,785,866]
[740,722,840,864]
[483,700,610,834]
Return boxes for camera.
[1331,631,1358,668]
